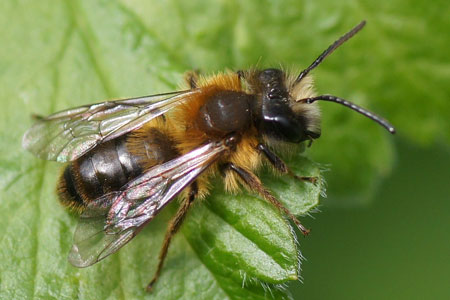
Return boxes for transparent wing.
[68,140,227,267]
[22,90,199,162]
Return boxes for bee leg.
[257,143,317,184]
[184,70,200,89]
[146,182,198,292]
[31,113,45,121]
[223,163,310,236]
[236,70,245,80]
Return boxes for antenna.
[295,21,366,84]
[299,95,396,134]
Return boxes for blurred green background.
[293,139,450,299]
[0,0,449,299]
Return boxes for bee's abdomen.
[57,136,142,212]
[59,165,83,210]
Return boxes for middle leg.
[184,70,200,89]
[222,163,310,236]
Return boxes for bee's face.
[252,68,321,143]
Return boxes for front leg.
[257,143,317,184]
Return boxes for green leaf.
[0,1,322,299]
[2,0,447,298]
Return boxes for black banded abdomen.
[57,136,141,212]
[57,129,178,213]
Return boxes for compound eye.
[262,102,308,143]
[270,115,305,142]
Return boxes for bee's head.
[246,21,395,146]
[254,68,321,144]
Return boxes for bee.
[22,20,395,291]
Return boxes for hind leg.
[146,182,198,292]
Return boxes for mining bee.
[22,21,395,291]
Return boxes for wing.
[68,140,228,267]
[22,90,199,162]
